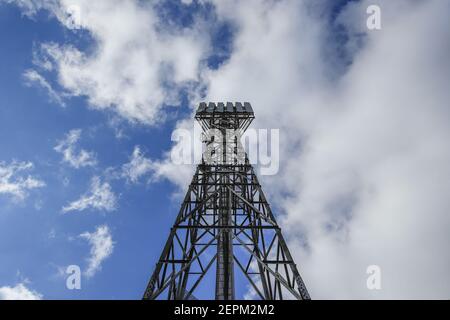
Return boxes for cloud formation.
[23,69,65,106]
[54,129,97,169]
[203,0,450,298]
[14,0,209,124]
[120,145,193,191]
[121,146,154,184]
[4,0,450,299]
[79,225,114,277]
[0,283,42,300]
[62,176,116,213]
[0,161,45,201]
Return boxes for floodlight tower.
[143,102,310,300]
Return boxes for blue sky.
[0,1,199,299]
[0,0,262,299]
[1,0,449,300]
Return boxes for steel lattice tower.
[143,102,310,300]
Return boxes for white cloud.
[2,0,57,17]
[148,156,193,192]
[122,146,154,184]
[0,160,45,201]
[140,0,450,298]
[7,0,210,125]
[121,145,193,191]
[62,176,116,213]
[23,69,65,106]
[4,0,450,299]
[79,225,114,277]
[0,283,42,300]
[201,0,450,299]
[54,129,97,168]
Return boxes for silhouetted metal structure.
[143,102,310,300]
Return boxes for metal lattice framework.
[143,102,310,300]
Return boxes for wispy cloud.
[79,225,114,278]
[0,283,42,300]
[62,176,116,213]
[2,0,56,17]
[23,69,66,106]
[120,144,193,192]
[0,160,45,201]
[54,129,97,169]
[121,146,154,183]
[14,0,209,125]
